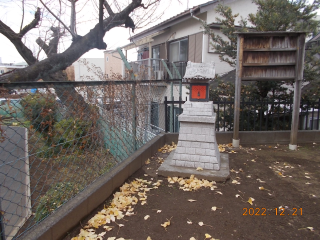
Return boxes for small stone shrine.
[158,61,230,181]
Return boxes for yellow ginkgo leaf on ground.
[232,180,240,184]
[257,178,266,183]
[205,233,212,238]
[216,191,223,195]
[307,227,314,231]
[145,159,150,165]
[211,206,217,211]
[187,220,192,224]
[196,167,203,171]
[103,226,113,231]
[157,210,162,213]
[161,219,171,229]
[107,237,116,240]
[141,201,147,205]
[259,186,265,190]
[144,215,150,220]
[190,237,196,240]
[147,236,152,240]
[198,222,204,226]
[247,197,255,205]
[188,199,197,202]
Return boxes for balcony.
[128,58,187,80]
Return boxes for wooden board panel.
[242,66,295,78]
[195,32,203,63]
[188,34,196,62]
[243,51,296,64]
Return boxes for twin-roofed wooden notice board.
[233,32,306,150]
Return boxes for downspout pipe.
[190,9,204,23]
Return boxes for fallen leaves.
[144,215,150,220]
[205,233,212,238]
[298,227,314,231]
[188,199,197,202]
[158,142,177,153]
[145,158,150,165]
[247,197,255,205]
[232,179,240,184]
[167,175,217,192]
[71,177,163,239]
[196,167,203,171]
[198,221,213,228]
[161,217,172,230]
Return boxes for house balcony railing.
[128,58,187,80]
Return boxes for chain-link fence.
[0,80,172,239]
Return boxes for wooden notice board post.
[232,32,306,150]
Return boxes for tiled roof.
[130,0,218,41]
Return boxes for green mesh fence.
[0,80,169,239]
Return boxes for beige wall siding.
[104,52,122,78]
[73,58,105,81]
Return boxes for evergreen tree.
[203,0,320,100]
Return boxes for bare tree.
[0,0,162,83]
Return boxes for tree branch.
[0,20,37,65]
[69,0,77,35]
[39,0,76,39]
[36,37,50,55]
[19,7,41,37]
[20,0,25,32]
[0,0,143,83]
[140,0,160,9]
[36,27,63,56]
[103,1,115,16]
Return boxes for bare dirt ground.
[64,143,320,240]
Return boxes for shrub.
[52,118,93,148]
[35,182,82,222]
[21,93,58,139]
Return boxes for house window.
[169,38,188,78]
[0,70,4,74]
[152,46,160,72]
[169,38,188,63]
[106,57,109,62]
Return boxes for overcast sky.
[2,0,318,64]
[0,0,214,63]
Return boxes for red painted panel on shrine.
[191,85,207,99]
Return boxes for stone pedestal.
[171,101,220,170]
[158,101,230,182]
[158,61,229,181]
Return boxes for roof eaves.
[308,32,320,42]
[130,6,202,42]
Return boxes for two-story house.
[117,0,257,133]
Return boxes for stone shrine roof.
[183,61,216,80]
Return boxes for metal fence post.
[164,96,168,132]
[161,60,174,132]
[132,82,137,151]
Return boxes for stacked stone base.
[170,101,220,170]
